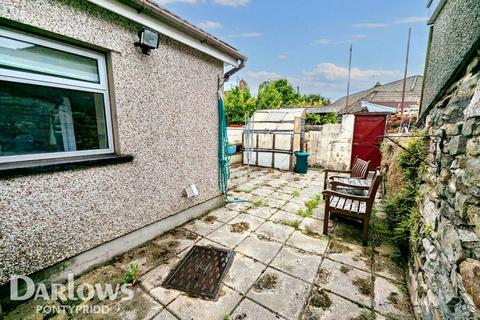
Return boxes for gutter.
[427,0,448,25]
[122,0,247,64]
[223,59,245,82]
[87,0,246,66]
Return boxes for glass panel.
[0,80,109,157]
[0,36,100,83]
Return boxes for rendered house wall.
[0,0,223,285]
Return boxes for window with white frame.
[0,27,114,163]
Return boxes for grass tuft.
[280,219,300,229]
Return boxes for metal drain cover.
[162,245,235,300]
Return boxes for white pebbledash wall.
[305,114,355,170]
[0,0,224,286]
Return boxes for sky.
[154,0,434,102]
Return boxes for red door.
[351,114,386,169]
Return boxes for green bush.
[306,113,338,125]
[383,135,427,255]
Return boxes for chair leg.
[323,171,328,190]
[362,218,369,246]
[323,207,330,235]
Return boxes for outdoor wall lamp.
[134,28,160,55]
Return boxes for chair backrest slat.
[351,158,371,178]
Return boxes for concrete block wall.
[305,114,354,170]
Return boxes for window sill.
[0,154,133,179]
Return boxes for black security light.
[134,28,160,55]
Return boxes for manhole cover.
[162,245,235,300]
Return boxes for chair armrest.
[329,180,370,190]
[324,169,352,174]
[322,190,369,201]
[328,175,365,180]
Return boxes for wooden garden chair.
[322,169,382,246]
[323,157,371,190]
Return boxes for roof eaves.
[91,0,246,64]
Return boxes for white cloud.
[352,22,389,28]
[213,0,250,7]
[303,63,402,81]
[350,34,367,40]
[315,35,367,45]
[229,32,262,38]
[315,38,334,45]
[197,20,223,29]
[394,16,428,24]
[152,0,197,5]
[245,70,282,80]
[277,54,288,60]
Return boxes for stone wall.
[409,53,480,319]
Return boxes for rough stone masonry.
[409,53,480,319]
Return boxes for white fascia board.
[87,0,238,66]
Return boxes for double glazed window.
[0,27,113,163]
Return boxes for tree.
[300,94,330,106]
[256,81,282,109]
[272,79,301,106]
[224,85,256,124]
[256,79,301,109]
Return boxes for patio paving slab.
[374,276,413,319]
[270,246,322,283]
[245,206,278,219]
[236,234,282,264]
[206,224,250,248]
[302,288,372,320]
[315,259,373,308]
[265,196,289,209]
[208,207,240,223]
[247,268,311,320]
[231,298,284,320]
[282,201,308,214]
[168,286,242,320]
[270,210,302,224]
[268,192,293,202]
[286,231,329,255]
[251,187,276,197]
[299,217,324,234]
[228,213,265,231]
[225,201,252,212]
[152,229,199,255]
[223,253,266,293]
[183,218,223,236]
[152,309,178,320]
[326,240,372,272]
[81,287,163,320]
[255,221,295,243]
[311,207,325,220]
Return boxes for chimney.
[374,81,381,87]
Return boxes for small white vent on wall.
[185,184,199,198]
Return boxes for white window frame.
[0,26,114,164]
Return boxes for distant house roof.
[330,75,423,114]
[359,101,396,113]
[305,106,341,114]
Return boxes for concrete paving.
[4,165,414,320]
